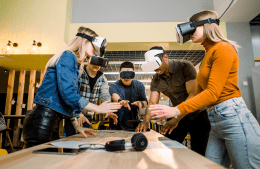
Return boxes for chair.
[0,149,8,156]
[0,112,14,152]
[0,129,15,152]
[91,121,101,130]
[183,133,191,149]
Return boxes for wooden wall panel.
[4,70,15,128]
[27,70,36,110]
[13,70,26,147]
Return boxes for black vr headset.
[175,18,220,44]
[76,33,107,56]
[120,70,135,79]
[89,56,109,67]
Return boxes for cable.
[219,0,234,19]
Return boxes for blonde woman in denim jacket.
[23,27,121,148]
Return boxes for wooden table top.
[0,130,225,169]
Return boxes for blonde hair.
[45,27,98,69]
[190,10,240,52]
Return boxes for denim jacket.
[109,80,148,128]
[34,51,89,117]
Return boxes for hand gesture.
[149,104,177,122]
[78,114,92,127]
[119,100,131,110]
[76,127,97,138]
[97,100,122,113]
[131,101,142,110]
[105,112,118,124]
[135,121,149,133]
[159,118,179,135]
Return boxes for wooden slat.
[27,70,36,110]
[13,70,26,147]
[39,69,46,85]
[59,119,64,137]
[4,70,15,128]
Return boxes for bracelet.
[118,97,123,102]
[175,107,181,119]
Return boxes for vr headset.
[76,33,107,56]
[89,56,109,67]
[175,18,220,44]
[141,46,164,72]
[120,70,135,79]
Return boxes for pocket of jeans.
[246,113,260,136]
[215,106,237,118]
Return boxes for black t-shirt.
[85,70,102,92]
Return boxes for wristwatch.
[118,98,123,102]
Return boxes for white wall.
[72,0,214,23]
[226,22,256,116]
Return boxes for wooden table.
[0,130,225,169]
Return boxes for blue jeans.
[206,97,260,169]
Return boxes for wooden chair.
[0,128,14,152]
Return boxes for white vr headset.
[76,33,107,56]
[141,47,164,72]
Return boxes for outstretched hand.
[76,127,97,138]
[149,104,177,122]
[159,118,180,135]
[131,101,142,110]
[78,114,92,127]
[105,112,118,124]
[97,100,122,113]
[119,100,131,110]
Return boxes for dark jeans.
[165,110,211,156]
[64,116,92,137]
[23,104,62,148]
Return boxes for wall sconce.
[28,40,42,54]
[1,41,18,54]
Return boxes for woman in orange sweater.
[150,10,260,169]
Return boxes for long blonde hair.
[190,10,240,52]
[45,27,98,69]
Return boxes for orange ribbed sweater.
[177,40,242,115]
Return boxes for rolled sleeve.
[100,76,111,102]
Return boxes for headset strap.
[76,33,94,41]
[190,18,220,27]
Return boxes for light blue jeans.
[206,97,260,169]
